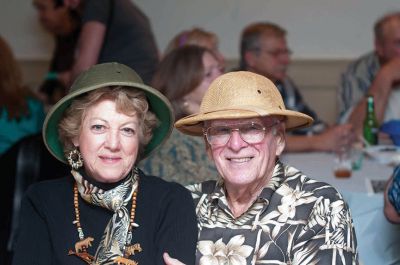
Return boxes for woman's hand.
[163,253,186,265]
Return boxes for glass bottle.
[363,95,379,145]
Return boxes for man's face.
[206,117,285,189]
[376,18,400,63]
[33,0,70,35]
[245,35,291,83]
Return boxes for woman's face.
[183,52,222,111]
[73,99,140,183]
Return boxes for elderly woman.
[12,63,197,265]
[165,71,358,264]
[140,45,222,185]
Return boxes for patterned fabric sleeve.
[139,130,218,185]
[292,186,358,264]
[338,52,379,123]
[388,166,400,213]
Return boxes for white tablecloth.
[281,152,392,193]
[281,152,400,265]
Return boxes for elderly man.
[164,71,358,265]
[339,11,400,134]
[240,22,353,152]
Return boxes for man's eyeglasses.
[203,121,280,147]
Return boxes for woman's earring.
[67,148,83,170]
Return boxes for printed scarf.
[71,168,138,264]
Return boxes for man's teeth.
[229,157,251,162]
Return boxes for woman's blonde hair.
[58,86,158,160]
[164,27,218,55]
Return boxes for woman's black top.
[12,170,198,265]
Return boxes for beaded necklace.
[68,177,142,265]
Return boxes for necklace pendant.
[113,256,139,265]
[124,243,142,257]
[68,249,95,264]
[68,237,95,264]
[112,243,142,264]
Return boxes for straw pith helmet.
[175,71,313,135]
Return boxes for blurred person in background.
[339,11,400,135]
[0,36,45,156]
[0,35,46,265]
[240,22,354,152]
[164,27,225,70]
[63,0,159,85]
[139,45,223,185]
[33,0,81,105]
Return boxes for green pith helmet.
[43,62,174,164]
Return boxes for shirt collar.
[208,160,287,206]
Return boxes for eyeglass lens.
[206,122,266,146]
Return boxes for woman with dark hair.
[139,45,223,184]
[0,36,45,155]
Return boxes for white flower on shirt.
[198,235,253,265]
[276,184,317,222]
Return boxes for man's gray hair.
[239,22,286,70]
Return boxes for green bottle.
[363,95,379,145]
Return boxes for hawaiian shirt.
[339,51,400,123]
[187,161,359,265]
[139,129,218,185]
[276,78,326,135]
[388,165,400,213]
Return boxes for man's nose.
[226,130,248,150]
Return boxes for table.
[281,152,392,193]
[281,152,400,265]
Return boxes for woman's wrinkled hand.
[163,253,186,265]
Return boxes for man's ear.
[274,124,286,156]
[204,137,214,160]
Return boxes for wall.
[135,0,399,59]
